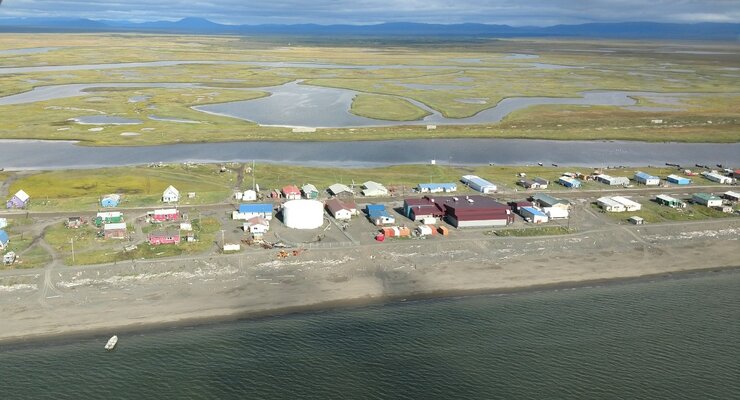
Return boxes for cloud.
[1,0,738,25]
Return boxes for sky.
[1,0,738,26]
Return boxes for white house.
[634,171,660,186]
[361,181,389,197]
[597,197,627,212]
[244,217,270,235]
[701,171,734,184]
[595,174,630,186]
[328,183,354,197]
[520,207,549,223]
[162,185,180,203]
[461,175,497,194]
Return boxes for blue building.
[367,204,395,225]
[233,203,274,220]
[0,230,9,250]
[558,176,582,188]
[666,175,691,185]
[634,171,660,185]
[101,194,121,208]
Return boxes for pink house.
[148,230,181,245]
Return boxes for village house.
[328,183,354,198]
[6,190,30,209]
[100,194,121,208]
[301,184,319,199]
[367,204,395,226]
[611,196,642,212]
[0,230,9,250]
[517,178,548,189]
[147,208,179,223]
[595,174,630,186]
[597,197,626,212]
[722,191,740,202]
[148,230,181,245]
[558,176,582,188]
[234,189,258,201]
[361,181,389,197]
[656,194,687,208]
[417,183,457,193]
[282,185,302,200]
[162,185,180,203]
[325,198,356,221]
[531,193,570,219]
[519,206,549,223]
[243,216,270,237]
[232,203,273,220]
[3,251,16,265]
[403,197,446,221]
[103,222,127,239]
[180,222,193,231]
[692,193,723,207]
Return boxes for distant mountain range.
[1,17,738,40]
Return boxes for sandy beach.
[0,217,737,345]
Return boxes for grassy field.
[593,199,738,224]
[350,94,430,121]
[489,226,573,237]
[9,164,237,211]
[44,217,220,265]
[0,34,738,145]
[0,221,52,270]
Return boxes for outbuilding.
[94,211,123,227]
[6,190,30,209]
[66,217,84,229]
[3,251,16,265]
[692,193,722,207]
[148,208,179,223]
[597,197,627,212]
[666,175,691,185]
[461,175,497,194]
[519,206,549,223]
[629,216,645,225]
[244,217,270,235]
[0,218,7,229]
[634,171,660,186]
[232,203,273,220]
[162,185,180,203]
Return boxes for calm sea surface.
[1,270,738,399]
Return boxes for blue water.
[1,270,739,399]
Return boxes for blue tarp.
[0,230,9,246]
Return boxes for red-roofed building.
[403,195,513,227]
[282,185,302,200]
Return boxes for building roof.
[13,190,30,202]
[635,171,658,180]
[433,195,508,211]
[163,185,179,195]
[246,216,270,227]
[152,208,178,215]
[282,185,301,194]
[104,222,127,230]
[533,177,549,184]
[238,203,273,213]
[461,175,496,189]
[521,207,547,217]
[367,204,390,218]
[362,181,387,191]
[325,198,352,214]
[693,193,721,201]
[611,196,641,208]
[667,174,690,181]
[724,191,740,198]
[558,176,581,184]
[418,183,457,191]
[656,194,682,203]
[301,184,318,193]
[597,197,625,208]
[149,230,180,237]
[0,230,9,245]
[531,193,569,207]
[328,183,353,195]
[97,211,123,218]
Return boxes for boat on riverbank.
[105,335,118,351]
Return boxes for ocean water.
[1,270,739,399]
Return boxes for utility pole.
[70,238,75,265]
[220,229,225,249]
[252,160,256,191]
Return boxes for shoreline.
[2,263,738,348]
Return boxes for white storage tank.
[283,200,324,229]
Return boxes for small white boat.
[105,335,118,351]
